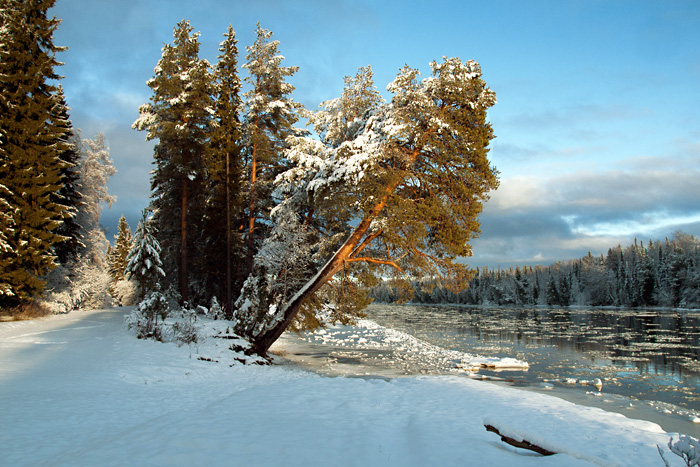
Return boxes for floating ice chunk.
[593,378,603,390]
[458,357,529,371]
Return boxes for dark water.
[279,303,700,436]
[365,304,700,432]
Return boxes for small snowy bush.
[125,289,170,341]
[110,278,139,306]
[69,259,113,310]
[41,259,112,312]
[209,296,225,320]
[659,434,700,467]
[171,306,200,347]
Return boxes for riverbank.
[273,320,700,438]
[0,308,688,466]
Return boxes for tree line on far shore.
[370,232,700,309]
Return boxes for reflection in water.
[365,304,700,413]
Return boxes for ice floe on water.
[280,317,530,377]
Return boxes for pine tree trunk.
[247,144,257,276]
[180,175,189,304]
[251,215,379,355]
[226,150,232,316]
[250,177,403,355]
[249,141,430,355]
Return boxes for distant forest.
[370,232,700,309]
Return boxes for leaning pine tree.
[234,57,499,355]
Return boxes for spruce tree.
[0,184,15,298]
[242,23,303,274]
[546,275,560,306]
[133,20,215,304]
[125,211,165,299]
[0,0,71,305]
[52,87,83,265]
[108,214,133,283]
[195,25,245,311]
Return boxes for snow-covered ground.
[0,308,689,466]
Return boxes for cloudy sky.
[49,0,700,268]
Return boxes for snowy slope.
[0,308,685,466]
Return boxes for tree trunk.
[250,144,426,356]
[226,150,232,316]
[180,175,189,304]
[247,141,257,276]
[251,180,399,355]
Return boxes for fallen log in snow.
[484,424,556,456]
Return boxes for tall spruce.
[241,24,303,275]
[108,215,133,283]
[0,0,71,305]
[52,86,83,265]
[195,25,245,312]
[133,20,215,305]
[0,183,14,298]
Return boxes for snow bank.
[0,308,685,466]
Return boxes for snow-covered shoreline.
[0,308,690,466]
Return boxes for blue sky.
[49,0,700,268]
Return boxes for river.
[274,303,700,437]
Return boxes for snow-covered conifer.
[108,215,134,283]
[125,287,170,341]
[0,183,15,298]
[41,132,117,311]
[194,25,246,310]
[133,20,215,305]
[126,210,166,299]
[241,23,304,274]
[0,0,72,305]
[52,87,83,266]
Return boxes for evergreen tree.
[636,252,656,306]
[133,20,215,304]
[241,23,303,274]
[52,87,83,265]
[108,215,133,283]
[195,25,245,312]
[126,211,165,299]
[0,184,15,298]
[558,273,571,307]
[514,266,527,304]
[42,132,116,311]
[0,0,71,305]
